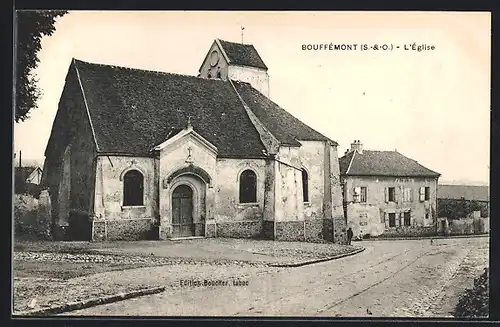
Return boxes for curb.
[13,286,166,316]
[358,234,489,242]
[269,247,365,268]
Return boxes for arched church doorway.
[172,184,194,237]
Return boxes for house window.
[239,169,257,203]
[403,188,412,202]
[216,71,222,78]
[388,213,396,227]
[419,186,430,202]
[301,168,309,202]
[123,170,144,206]
[425,213,430,220]
[360,187,367,203]
[404,211,411,226]
[425,187,430,201]
[388,187,396,202]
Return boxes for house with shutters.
[41,38,346,242]
[339,140,441,239]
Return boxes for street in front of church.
[62,236,488,317]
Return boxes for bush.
[453,268,489,318]
[14,194,51,240]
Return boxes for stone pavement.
[13,238,362,314]
[64,237,489,317]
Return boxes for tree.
[15,10,68,122]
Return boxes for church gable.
[154,124,218,160]
[198,40,230,80]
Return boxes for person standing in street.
[347,227,353,245]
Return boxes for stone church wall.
[214,158,266,238]
[228,65,270,97]
[92,156,157,241]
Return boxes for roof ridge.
[218,38,253,46]
[346,150,356,174]
[73,58,226,83]
[229,79,280,153]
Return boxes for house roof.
[69,58,335,157]
[438,184,489,202]
[339,150,441,178]
[14,166,36,183]
[218,39,268,70]
[233,81,336,146]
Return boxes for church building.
[41,39,346,243]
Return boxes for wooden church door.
[172,185,195,237]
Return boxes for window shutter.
[419,187,425,202]
[353,187,360,202]
[409,188,413,202]
[384,187,389,203]
[384,212,389,228]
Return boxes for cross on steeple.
[187,115,192,129]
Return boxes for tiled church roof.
[68,58,334,157]
[233,81,336,146]
[218,39,268,70]
[339,150,440,177]
[74,59,267,157]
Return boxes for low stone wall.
[262,221,274,240]
[92,221,106,241]
[448,217,489,235]
[333,216,347,244]
[216,221,262,238]
[322,219,334,242]
[14,193,51,241]
[205,222,216,238]
[380,225,436,238]
[275,221,305,241]
[305,219,323,242]
[92,218,157,241]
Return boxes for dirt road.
[65,237,488,317]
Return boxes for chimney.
[350,140,363,154]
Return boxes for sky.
[13,11,491,185]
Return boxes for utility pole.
[19,150,22,168]
[241,26,245,44]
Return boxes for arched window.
[216,71,221,78]
[123,170,144,206]
[302,168,309,202]
[239,170,257,203]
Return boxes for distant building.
[339,140,441,238]
[14,166,43,195]
[438,184,489,219]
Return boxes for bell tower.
[198,38,270,98]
